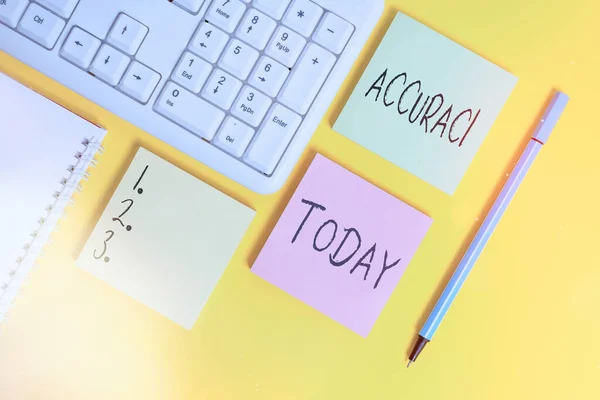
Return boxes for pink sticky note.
[252,155,432,337]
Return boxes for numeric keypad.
[158,0,354,176]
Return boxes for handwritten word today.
[365,68,481,147]
[291,199,401,290]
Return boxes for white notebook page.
[0,73,105,294]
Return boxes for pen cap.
[533,92,569,144]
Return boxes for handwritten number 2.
[113,199,135,231]
[94,230,115,260]
[119,199,134,218]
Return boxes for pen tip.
[407,360,412,368]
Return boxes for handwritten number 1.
[133,165,148,194]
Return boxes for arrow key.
[236,8,276,50]
[107,13,148,55]
[60,26,101,69]
[90,44,130,85]
[248,56,289,97]
[119,61,161,103]
[201,69,242,110]
[189,22,229,63]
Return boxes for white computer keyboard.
[0,0,383,193]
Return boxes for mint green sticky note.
[334,12,518,194]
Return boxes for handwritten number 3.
[94,230,115,260]
[93,199,134,260]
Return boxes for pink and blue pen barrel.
[409,92,570,365]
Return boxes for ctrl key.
[155,82,225,140]
[17,3,66,49]
[243,104,301,175]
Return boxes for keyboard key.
[189,22,229,63]
[172,0,205,13]
[155,82,225,140]
[236,8,276,50]
[60,27,101,69]
[244,104,301,174]
[206,0,246,33]
[231,86,272,127]
[265,26,306,68]
[0,0,29,28]
[118,62,161,103]
[279,43,335,114]
[282,0,323,37]
[313,12,354,54]
[248,56,289,97]
[90,44,130,85]
[35,0,79,18]
[172,52,212,93]
[214,117,255,157]
[201,69,242,110]
[254,0,291,20]
[107,13,148,55]
[17,3,66,50]
[219,39,259,80]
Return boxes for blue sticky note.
[334,13,518,194]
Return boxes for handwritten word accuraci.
[365,68,481,147]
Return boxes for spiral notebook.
[0,73,106,323]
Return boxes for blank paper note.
[252,155,432,337]
[77,148,255,329]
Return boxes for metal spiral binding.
[0,136,104,323]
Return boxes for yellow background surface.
[1,0,599,398]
